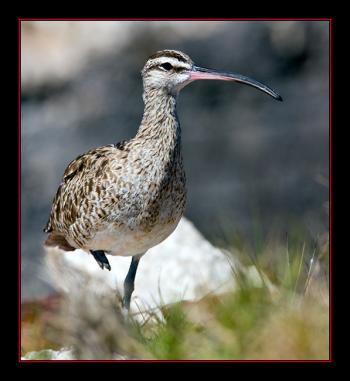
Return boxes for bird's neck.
[136,88,181,150]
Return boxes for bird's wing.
[43,143,129,242]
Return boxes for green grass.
[128,229,329,360]
[21,230,329,360]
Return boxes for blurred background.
[20,20,329,301]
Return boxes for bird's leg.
[122,254,142,311]
[90,250,111,271]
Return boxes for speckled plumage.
[44,51,189,257]
[44,49,281,309]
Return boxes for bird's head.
[142,49,282,101]
[142,50,194,94]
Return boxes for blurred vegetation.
[21,229,329,360]
[20,21,329,360]
[21,20,329,300]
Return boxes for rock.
[22,348,74,360]
[21,348,128,360]
[29,217,276,359]
[44,217,271,321]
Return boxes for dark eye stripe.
[146,63,187,73]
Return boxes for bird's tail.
[44,233,76,251]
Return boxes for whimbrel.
[44,50,282,310]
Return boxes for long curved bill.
[190,66,283,101]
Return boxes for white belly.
[85,219,180,256]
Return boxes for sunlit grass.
[21,229,329,360]
[127,228,329,360]
[132,223,328,359]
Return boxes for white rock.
[44,217,271,321]
[21,348,128,360]
[22,348,74,360]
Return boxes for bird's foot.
[90,250,111,271]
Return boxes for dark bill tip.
[275,94,283,102]
[191,66,283,102]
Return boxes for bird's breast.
[130,156,187,231]
[87,154,186,256]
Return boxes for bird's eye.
[160,62,173,71]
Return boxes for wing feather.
[43,143,127,237]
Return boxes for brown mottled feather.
[44,50,188,255]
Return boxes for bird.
[44,49,282,311]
